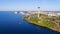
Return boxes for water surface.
[0,11,60,34]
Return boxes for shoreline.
[23,18,60,32]
[27,20,60,33]
[22,13,60,32]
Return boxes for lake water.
[0,11,60,34]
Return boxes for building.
[54,20,60,26]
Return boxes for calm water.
[0,11,60,34]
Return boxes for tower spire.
[37,7,40,18]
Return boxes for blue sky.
[0,0,60,11]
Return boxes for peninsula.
[22,7,60,32]
[22,11,60,32]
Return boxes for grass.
[22,14,60,32]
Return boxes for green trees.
[56,16,60,20]
[40,19,56,28]
[23,13,60,32]
[23,14,57,28]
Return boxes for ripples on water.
[0,11,60,34]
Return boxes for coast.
[22,13,60,32]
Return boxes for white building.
[57,13,60,16]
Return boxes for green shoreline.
[22,14,60,32]
[27,20,60,33]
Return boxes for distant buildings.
[47,12,57,16]
[39,11,60,16]
[15,11,60,17]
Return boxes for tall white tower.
[37,7,40,18]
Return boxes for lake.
[0,11,60,34]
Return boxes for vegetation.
[23,14,60,32]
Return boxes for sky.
[0,0,60,11]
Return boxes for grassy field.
[22,14,60,32]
